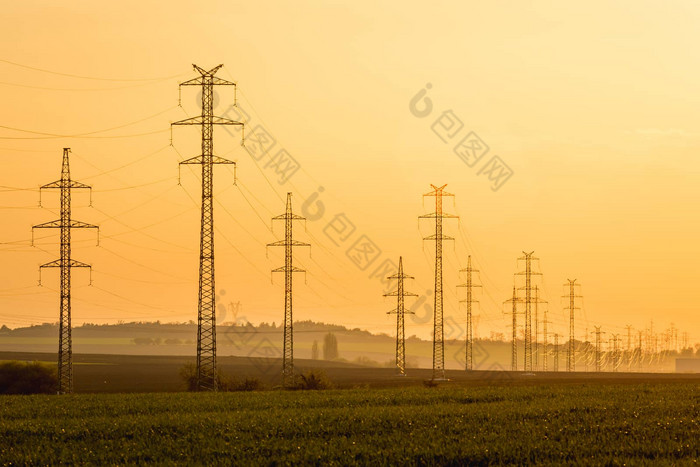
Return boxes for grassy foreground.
[0,383,697,465]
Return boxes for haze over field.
[0,1,698,345]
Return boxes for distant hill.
[0,320,684,372]
[0,320,516,370]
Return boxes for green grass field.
[0,383,697,465]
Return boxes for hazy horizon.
[1,1,698,346]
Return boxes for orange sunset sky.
[0,1,698,344]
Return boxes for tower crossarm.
[384,290,418,298]
[40,180,92,190]
[422,234,455,241]
[179,155,237,165]
[40,259,91,269]
[419,212,459,219]
[267,240,310,249]
[172,116,243,126]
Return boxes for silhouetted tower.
[563,279,582,372]
[32,148,98,394]
[457,255,480,370]
[532,286,547,371]
[625,324,633,371]
[611,333,620,372]
[638,330,644,371]
[419,184,458,380]
[268,193,309,388]
[542,309,551,371]
[172,64,243,391]
[553,333,560,372]
[593,326,605,372]
[516,251,541,371]
[504,286,522,371]
[384,257,417,376]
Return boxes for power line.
[0,58,188,82]
[0,105,177,139]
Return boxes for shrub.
[296,370,333,390]
[423,379,439,388]
[233,377,264,392]
[0,361,58,395]
[179,363,231,391]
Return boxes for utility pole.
[563,279,582,372]
[516,252,541,371]
[385,257,417,376]
[268,193,309,388]
[32,148,98,394]
[504,286,522,371]
[172,64,244,391]
[457,255,480,370]
[553,333,560,372]
[419,184,458,381]
[593,326,605,372]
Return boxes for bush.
[0,361,58,395]
[179,363,231,391]
[296,370,333,390]
[233,377,264,392]
[423,379,439,388]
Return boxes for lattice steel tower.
[542,306,551,372]
[516,251,541,371]
[504,286,522,371]
[384,256,417,376]
[419,184,458,380]
[532,285,547,371]
[33,148,98,394]
[172,64,243,391]
[268,193,309,388]
[563,279,582,372]
[457,255,480,370]
[611,333,621,372]
[553,333,560,372]
[593,326,605,372]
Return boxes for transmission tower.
[171,64,244,391]
[532,285,547,371]
[638,330,644,371]
[457,255,481,370]
[625,324,633,371]
[542,309,551,372]
[32,148,98,394]
[516,251,541,371]
[384,256,417,376]
[268,193,309,388]
[419,184,458,380]
[593,326,605,372]
[611,333,621,372]
[563,279,582,372]
[504,286,522,371]
[553,333,560,372]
